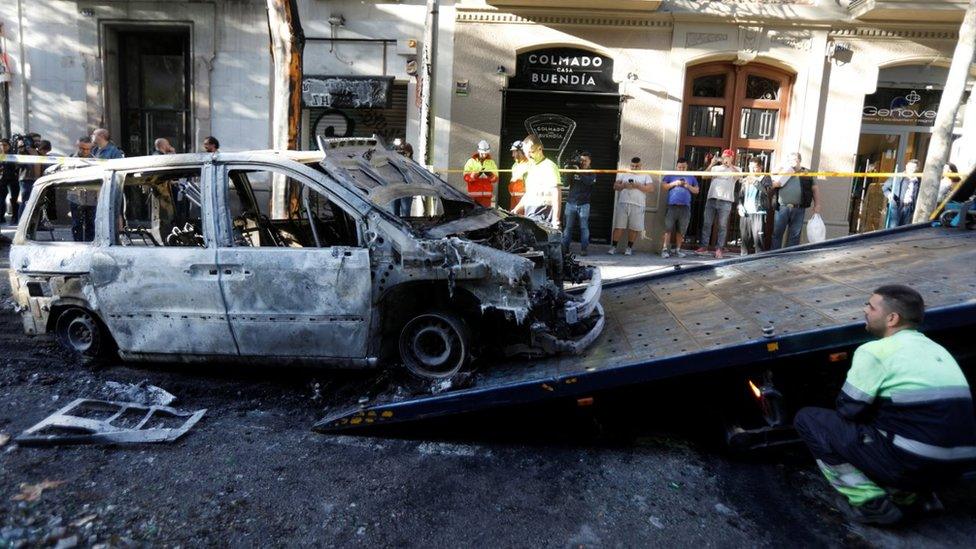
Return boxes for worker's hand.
[737,205,745,217]
[813,204,822,215]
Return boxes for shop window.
[739,108,778,140]
[688,106,726,138]
[745,75,779,100]
[116,169,204,247]
[692,74,726,98]
[26,181,103,243]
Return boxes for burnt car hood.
[423,210,510,239]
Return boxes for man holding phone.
[660,157,699,258]
[608,156,653,255]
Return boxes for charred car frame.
[9,138,603,380]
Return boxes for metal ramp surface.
[315,225,976,432]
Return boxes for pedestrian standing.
[91,129,125,160]
[660,157,699,258]
[203,136,220,153]
[152,137,176,155]
[695,148,740,259]
[463,140,499,208]
[562,151,595,255]
[67,136,97,241]
[771,152,821,247]
[937,163,961,204]
[508,140,529,210]
[737,158,772,255]
[794,285,976,525]
[512,134,560,228]
[14,133,51,223]
[881,159,919,228]
[0,138,19,225]
[608,157,652,256]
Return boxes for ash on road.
[1,257,974,548]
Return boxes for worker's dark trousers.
[794,407,917,506]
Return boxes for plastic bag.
[807,213,826,244]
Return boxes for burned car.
[9,137,603,380]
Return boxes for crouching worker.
[795,285,976,525]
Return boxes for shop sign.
[455,80,469,96]
[862,88,940,127]
[509,47,616,93]
[524,113,577,166]
[302,76,395,109]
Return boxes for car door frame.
[212,160,375,363]
[88,161,240,358]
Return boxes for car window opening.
[117,169,205,247]
[227,169,360,249]
[26,180,103,243]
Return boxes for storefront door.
[678,62,794,248]
[118,30,191,155]
[500,47,621,243]
[500,91,620,242]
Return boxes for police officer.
[463,140,499,208]
[794,285,976,525]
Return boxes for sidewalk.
[569,242,714,282]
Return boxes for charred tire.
[398,311,471,380]
[55,308,115,364]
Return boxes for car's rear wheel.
[398,311,471,380]
[55,308,115,364]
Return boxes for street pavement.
[1,235,975,547]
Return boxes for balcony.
[848,0,969,23]
[485,0,662,12]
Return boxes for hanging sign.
[862,88,941,127]
[302,76,395,109]
[508,48,616,93]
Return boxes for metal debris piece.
[15,399,206,446]
[101,380,176,406]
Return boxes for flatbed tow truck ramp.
[315,223,976,434]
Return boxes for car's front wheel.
[398,311,471,380]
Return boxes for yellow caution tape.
[0,153,963,181]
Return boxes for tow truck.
[315,173,976,447]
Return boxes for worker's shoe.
[607,246,617,255]
[694,247,708,254]
[674,249,687,258]
[624,247,634,256]
[838,495,904,526]
[660,249,671,258]
[895,491,945,518]
[714,249,724,259]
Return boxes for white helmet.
[477,140,490,153]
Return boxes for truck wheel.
[55,308,115,364]
[398,311,471,380]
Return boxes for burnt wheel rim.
[399,314,467,379]
[64,313,99,354]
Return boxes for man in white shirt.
[695,148,741,259]
[608,156,653,255]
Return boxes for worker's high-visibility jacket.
[463,154,499,207]
[508,160,530,210]
[838,329,976,462]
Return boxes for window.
[226,168,359,248]
[687,106,726,138]
[116,169,204,247]
[745,75,779,100]
[26,180,102,242]
[692,74,726,98]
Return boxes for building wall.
[450,0,970,247]
[1,0,271,154]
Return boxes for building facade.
[448,0,974,248]
[0,0,454,166]
[1,0,973,249]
